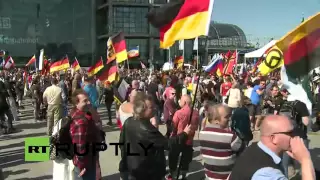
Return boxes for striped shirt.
[199,123,243,180]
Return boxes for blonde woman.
[227,82,242,110]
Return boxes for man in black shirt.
[282,100,310,177]
[264,85,284,115]
[205,80,215,101]
[147,76,161,123]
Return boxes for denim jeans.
[63,103,68,117]
[282,138,309,177]
[73,163,96,180]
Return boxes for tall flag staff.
[168,47,171,65]
[147,0,214,178]
[193,37,199,69]
[179,40,184,68]
[39,49,44,71]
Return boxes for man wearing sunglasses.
[229,115,315,180]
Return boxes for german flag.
[174,56,183,69]
[112,32,127,64]
[88,58,104,77]
[96,59,118,83]
[72,57,81,72]
[147,0,214,49]
[276,12,320,80]
[107,37,116,64]
[50,57,70,73]
[26,55,36,66]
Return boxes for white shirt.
[246,87,253,99]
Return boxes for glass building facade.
[96,0,169,68]
[0,0,95,66]
[2,0,248,67]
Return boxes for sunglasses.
[273,129,295,137]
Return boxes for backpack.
[50,114,106,160]
[50,116,74,160]
[231,107,253,142]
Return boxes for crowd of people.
[0,67,319,180]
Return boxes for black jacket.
[229,143,284,180]
[0,81,9,113]
[119,117,188,180]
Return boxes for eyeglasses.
[273,130,295,137]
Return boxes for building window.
[0,0,93,64]
[113,7,148,34]
[153,39,165,63]
[126,38,148,59]
[153,0,167,4]
[113,0,149,4]
[97,9,108,35]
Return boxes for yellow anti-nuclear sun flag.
[258,46,284,75]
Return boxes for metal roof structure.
[199,22,248,50]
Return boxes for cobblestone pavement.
[0,99,319,180]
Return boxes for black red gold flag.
[146,0,214,48]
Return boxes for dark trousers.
[74,162,96,180]
[124,174,163,180]
[168,144,193,176]
[0,109,14,130]
[33,99,41,120]
[105,101,113,123]
[41,105,47,120]
[165,120,173,138]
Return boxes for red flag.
[41,59,50,75]
[223,51,237,75]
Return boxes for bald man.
[229,115,315,180]
[125,80,140,101]
[163,88,177,138]
[167,95,199,179]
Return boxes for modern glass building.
[1,0,249,67]
[96,0,168,68]
[0,0,95,66]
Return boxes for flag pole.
[196,43,199,69]
[126,59,130,70]
[183,45,184,63]
[175,36,209,180]
[168,48,171,63]
[182,41,185,68]
[35,52,38,73]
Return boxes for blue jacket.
[83,84,99,108]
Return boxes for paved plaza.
[0,99,319,180]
